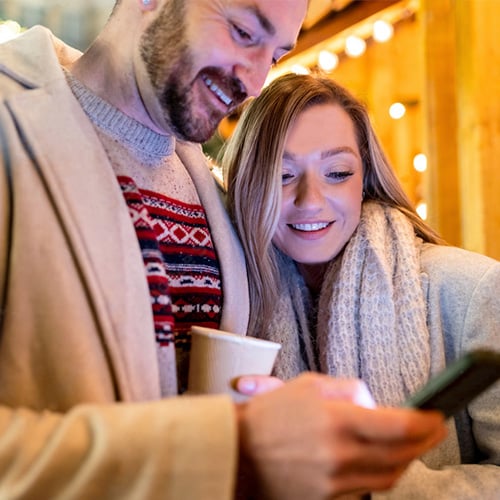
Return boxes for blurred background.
[1,0,499,259]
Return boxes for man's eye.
[272,51,288,66]
[232,24,253,43]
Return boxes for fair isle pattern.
[118,175,222,350]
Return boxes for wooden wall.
[423,0,500,258]
[314,1,500,259]
[323,14,426,223]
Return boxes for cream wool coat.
[0,27,249,499]
[267,242,500,499]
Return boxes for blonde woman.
[223,73,500,498]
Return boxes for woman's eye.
[281,173,295,184]
[327,171,353,181]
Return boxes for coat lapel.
[5,80,161,400]
[175,141,249,335]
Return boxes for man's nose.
[234,49,273,97]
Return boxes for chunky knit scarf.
[261,201,430,406]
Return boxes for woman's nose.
[294,177,324,210]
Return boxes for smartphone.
[403,349,500,418]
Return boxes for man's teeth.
[203,77,232,106]
[291,222,330,231]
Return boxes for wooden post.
[421,0,461,246]
[422,0,500,258]
[454,0,500,258]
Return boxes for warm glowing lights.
[0,20,22,44]
[318,50,339,72]
[290,64,310,75]
[345,35,366,57]
[265,3,419,89]
[389,102,406,119]
[372,20,394,42]
[416,202,428,221]
[413,153,428,172]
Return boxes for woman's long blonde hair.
[221,73,444,335]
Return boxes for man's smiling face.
[140,0,307,142]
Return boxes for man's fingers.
[329,464,408,496]
[339,404,447,442]
[317,377,377,408]
[318,403,447,476]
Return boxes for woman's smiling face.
[272,102,364,265]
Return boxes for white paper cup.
[187,326,281,402]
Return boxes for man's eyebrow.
[246,5,296,53]
[283,147,358,161]
[247,5,275,35]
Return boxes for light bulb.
[413,153,428,172]
[0,20,21,44]
[291,64,310,75]
[416,202,428,220]
[318,50,339,72]
[373,20,394,42]
[345,35,366,57]
[389,102,406,119]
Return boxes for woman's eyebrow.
[283,146,358,162]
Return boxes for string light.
[373,20,394,42]
[345,35,366,57]
[389,102,406,119]
[416,202,428,220]
[318,50,339,72]
[265,1,419,85]
[413,153,428,172]
[0,20,22,44]
[290,64,310,75]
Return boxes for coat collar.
[0,26,81,88]
[176,141,249,334]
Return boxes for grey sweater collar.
[65,70,174,164]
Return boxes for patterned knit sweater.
[65,72,222,395]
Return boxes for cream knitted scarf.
[262,201,431,406]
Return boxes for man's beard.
[139,1,234,142]
[159,68,225,143]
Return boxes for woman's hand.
[233,375,284,396]
[235,373,376,408]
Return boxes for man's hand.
[236,373,447,499]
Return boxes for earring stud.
[143,0,151,5]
